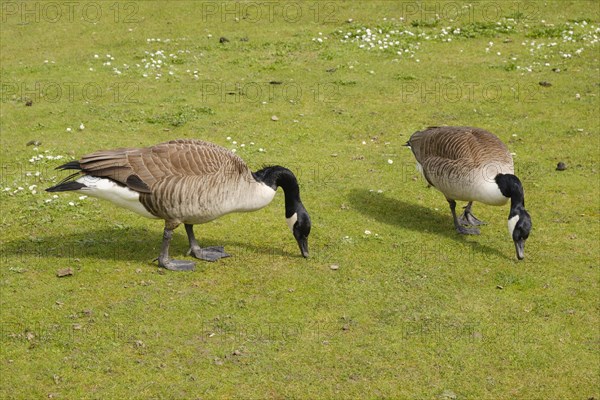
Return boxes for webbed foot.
[458,211,485,226]
[159,259,196,271]
[187,245,231,262]
[455,225,481,235]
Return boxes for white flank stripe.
[415,161,424,177]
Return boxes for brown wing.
[78,139,248,194]
[407,126,513,188]
[408,126,512,165]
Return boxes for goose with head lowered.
[405,126,532,260]
[46,139,311,271]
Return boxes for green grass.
[1,1,599,399]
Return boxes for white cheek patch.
[508,214,519,237]
[286,212,298,232]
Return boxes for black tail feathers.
[45,181,87,192]
[45,161,85,192]
[55,160,82,171]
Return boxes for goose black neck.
[253,166,302,218]
[495,174,526,215]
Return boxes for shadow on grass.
[348,189,510,261]
[0,227,298,266]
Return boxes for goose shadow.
[348,189,510,261]
[0,227,300,267]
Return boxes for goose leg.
[158,223,196,271]
[185,224,231,262]
[448,199,480,235]
[458,202,485,226]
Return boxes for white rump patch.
[286,212,298,232]
[75,176,157,219]
[507,214,519,237]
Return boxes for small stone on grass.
[438,389,457,400]
[56,268,73,277]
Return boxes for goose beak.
[296,236,309,258]
[514,239,525,260]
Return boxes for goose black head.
[286,205,311,258]
[508,208,531,260]
[254,165,311,258]
[496,173,532,260]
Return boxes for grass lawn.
[1,1,599,398]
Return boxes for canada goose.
[46,139,311,271]
[406,126,531,260]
